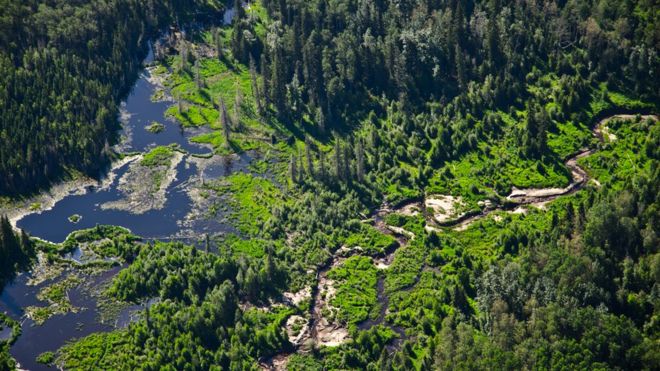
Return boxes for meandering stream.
[445,114,657,231]
[1,25,655,368]
[262,113,658,371]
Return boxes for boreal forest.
[0,0,658,370]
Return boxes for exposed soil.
[448,114,658,230]
[101,152,184,214]
[425,195,468,224]
[309,256,349,347]
[2,156,138,230]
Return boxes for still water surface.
[6,41,242,369]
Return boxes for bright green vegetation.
[579,116,658,190]
[223,234,286,259]
[139,145,175,167]
[547,120,592,159]
[67,214,82,223]
[342,223,397,256]
[205,173,281,235]
[160,48,273,156]
[26,274,83,325]
[36,351,55,365]
[57,331,132,370]
[3,0,660,370]
[137,146,178,192]
[53,225,139,260]
[146,121,165,133]
[326,256,380,326]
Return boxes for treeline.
[277,119,660,369]
[58,241,291,369]
[234,0,658,133]
[0,0,223,195]
[432,163,660,369]
[0,216,34,289]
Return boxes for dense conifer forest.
[0,0,222,195]
[0,0,658,370]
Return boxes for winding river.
[263,112,658,371]
[1,25,655,369]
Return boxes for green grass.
[342,223,398,256]
[384,238,426,293]
[36,351,55,365]
[26,275,83,325]
[190,131,226,149]
[607,90,655,111]
[206,173,281,236]
[426,110,573,201]
[57,331,132,370]
[140,146,174,167]
[159,54,280,156]
[423,82,656,204]
[146,121,165,133]
[224,234,283,258]
[68,214,82,223]
[59,225,138,254]
[286,354,324,371]
[326,256,380,326]
[579,116,658,190]
[547,120,592,158]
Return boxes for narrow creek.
[264,113,658,370]
[442,114,658,231]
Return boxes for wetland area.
[1,43,260,370]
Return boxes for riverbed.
[1,39,249,370]
[13,48,253,244]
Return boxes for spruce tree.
[249,55,263,115]
[356,139,365,183]
[219,98,231,148]
[305,136,314,177]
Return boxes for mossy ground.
[326,256,380,327]
[204,172,282,236]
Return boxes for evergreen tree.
[234,84,243,129]
[289,154,298,184]
[194,59,202,89]
[318,149,327,181]
[334,139,343,181]
[214,28,224,60]
[249,55,263,115]
[219,98,231,147]
[356,139,365,183]
[270,45,287,115]
[305,136,314,177]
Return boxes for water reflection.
[0,268,121,371]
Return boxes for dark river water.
[0,267,156,371]
[5,34,250,369]
[117,69,212,155]
[17,157,198,244]
[0,271,115,371]
[15,39,259,244]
